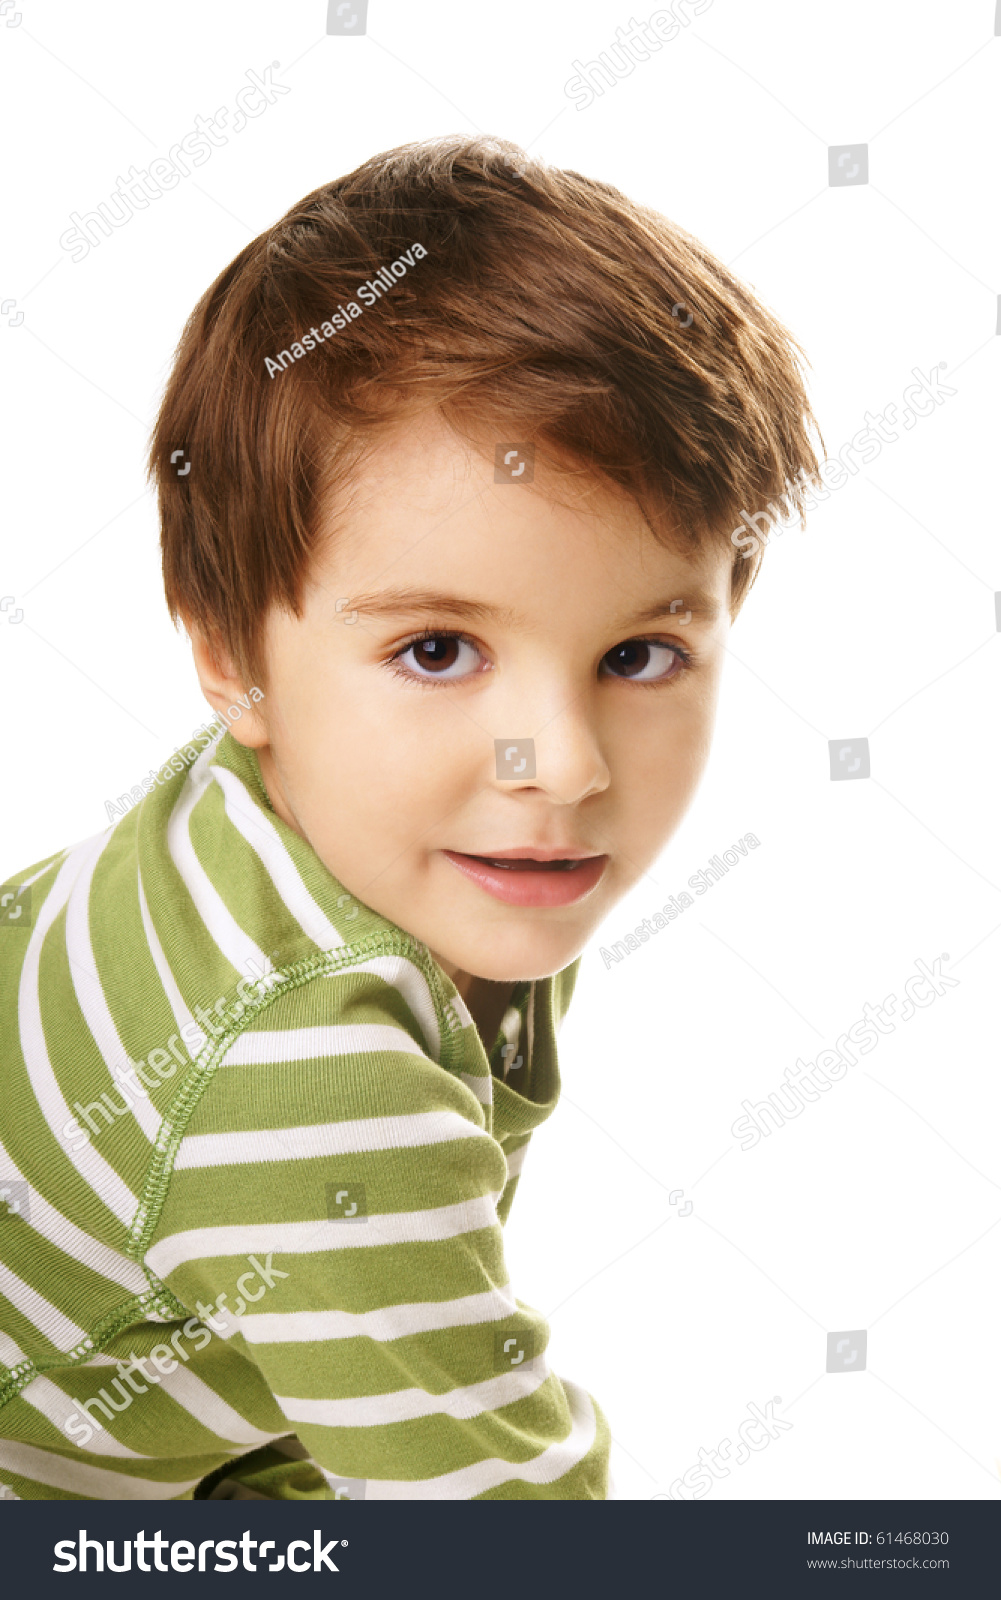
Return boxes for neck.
[436,960,517,1054]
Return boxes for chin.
[449,929,588,985]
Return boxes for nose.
[492,696,610,807]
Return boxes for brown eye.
[392,633,485,683]
[411,636,460,673]
[602,640,682,681]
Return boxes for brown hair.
[150,134,822,689]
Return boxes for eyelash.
[385,630,482,689]
[605,639,695,685]
[386,628,695,688]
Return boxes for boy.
[0,135,819,1500]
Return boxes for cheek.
[283,683,458,825]
[611,699,717,833]
[636,746,705,819]
[619,681,716,768]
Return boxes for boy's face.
[222,414,732,987]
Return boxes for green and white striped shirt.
[0,727,610,1500]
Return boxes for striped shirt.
[0,726,610,1500]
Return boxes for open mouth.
[441,849,608,907]
[469,856,590,872]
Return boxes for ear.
[185,621,269,750]
[729,541,765,618]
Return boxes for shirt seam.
[0,1286,191,1411]
[128,928,464,1265]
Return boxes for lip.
[462,846,599,862]
[442,849,609,907]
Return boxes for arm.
[145,967,610,1500]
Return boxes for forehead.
[312,411,731,617]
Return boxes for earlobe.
[217,705,270,749]
[184,620,270,749]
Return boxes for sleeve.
[193,1439,332,1500]
[145,965,610,1500]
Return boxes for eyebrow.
[346,587,722,628]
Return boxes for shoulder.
[141,944,506,1277]
[217,935,457,1080]
[147,939,491,1203]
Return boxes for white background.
[1,0,999,1502]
